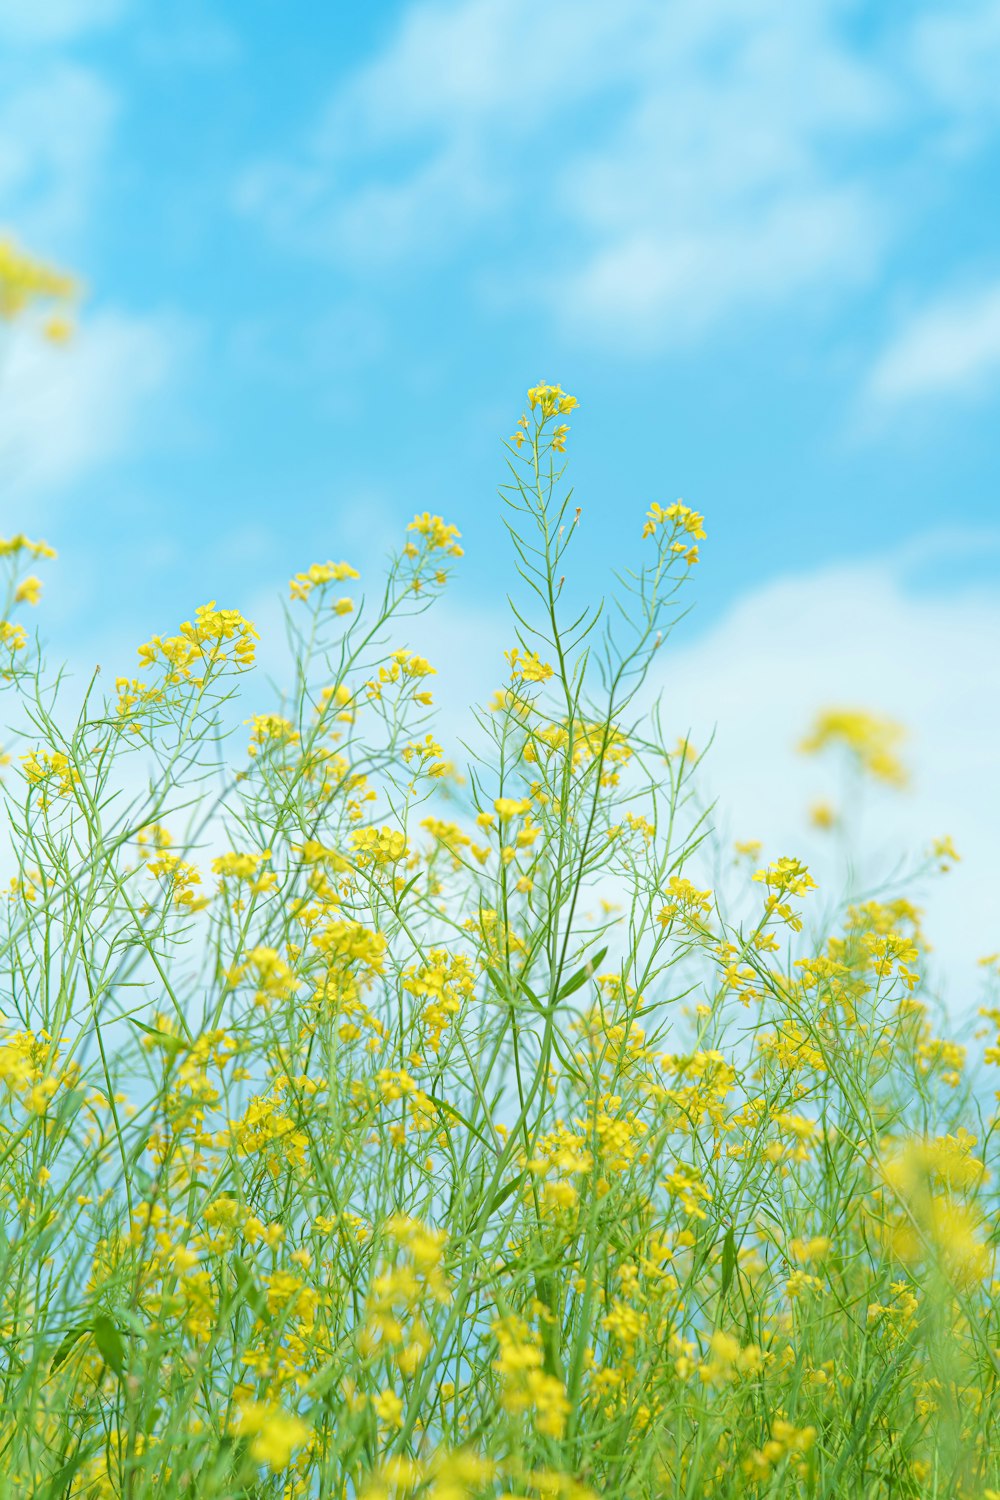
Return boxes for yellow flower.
[350,825,409,866]
[0,237,76,320]
[789,1235,832,1264]
[642,500,706,552]
[14,576,42,606]
[234,1402,311,1472]
[809,799,836,830]
[1,621,27,653]
[289,559,359,601]
[799,707,908,787]
[138,601,258,682]
[494,796,531,819]
[407,512,464,556]
[43,316,74,343]
[526,383,577,418]
[506,647,553,684]
[600,1298,647,1354]
[657,875,713,926]
[931,834,960,871]
[879,1134,991,1284]
[491,1315,570,1438]
[372,1389,404,1428]
[21,749,78,797]
[0,533,57,559]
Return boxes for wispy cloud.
[0,0,197,519]
[0,310,189,502]
[866,283,1000,404]
[238,0,984,353]
[0,62,118,243]
[909,0,1000,127]
[553,187,881,352]
[0,0,127,45]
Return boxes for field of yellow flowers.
[2,239,999,1499]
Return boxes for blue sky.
[2,0,999,994]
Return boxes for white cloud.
[318,0,635,141]
[0,62,118,241]
[0,0,126,44]
[556,188,880,350]
[866,283,1000,404]
[0,309,187,498]
[236,0,912,348]
[909,0,1000,123]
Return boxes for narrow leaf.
[42,1452,86,1497]
[50,1325,89,1374]
[720,1225,737,1298]
[555,946,609,1002]
[126,1018,187,1055]
[426,1093,491,1149]
[92,1315,125,1376]
[231,1256,268,1321]
[487,1176,522,1216]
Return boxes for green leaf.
[426,1094,491,1149]
[52,1086,87,1129]
[231,1256,268,1322]
[395,871,422,906]
[483,963,515,1003]
[126,1018,187,1055]
[50,1324,89,1374]
[555,946,609,1002]
[41,1452,86,1498]
[720,1225,737,1298]
[487,1176,523,1216]
[92,1314,125,1375]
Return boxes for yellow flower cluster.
[527,383,578,418]
[657,875,713,928]
[137,601,258,683]
[246,712,300,757]
[0,534,57,559]
[641,500,706,565]
[406,512,464,557]
[799,706,909,787]
[21,749,78,799]
[350,824,409,867]
[365,647,436,701]
[742,1418,817,1483]
[509,384,578,449]
[752,856,818,932]
[114,675,165,731]
[1,535,58,672]
[0,237,77,328]
[877,1132,991,1285]
[289,558,360,601]
[232,1401,311,1473]
[0,621,27,656]
[0,1028,79,1115]
[146,850,208,911]
[492,1314,571,1438]
[506,646,554,684]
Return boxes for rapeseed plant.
[0,245,997,1499]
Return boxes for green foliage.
[0,382,997,1500]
